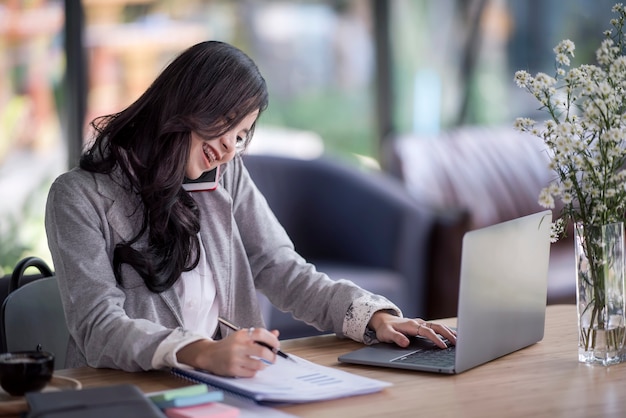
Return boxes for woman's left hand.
[368,311,457,349]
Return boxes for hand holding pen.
[218,317,295,363]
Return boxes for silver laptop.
[338,210,552,374]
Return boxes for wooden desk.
[52,305,624,417]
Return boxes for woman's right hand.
[176,327,280,377]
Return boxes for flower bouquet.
[513,3,626,365]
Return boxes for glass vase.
[575,222,626,365]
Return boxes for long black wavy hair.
[81,41,269,293]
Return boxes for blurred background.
[0,0,619,273]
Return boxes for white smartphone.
[182,166,220,192]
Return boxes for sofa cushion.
[388,126,554,229]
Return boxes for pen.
[217,317,295,362]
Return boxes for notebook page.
[172,354,391,403]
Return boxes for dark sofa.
[383,125,576,318]
[242,153,443,338]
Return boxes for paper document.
[171,354,391,404]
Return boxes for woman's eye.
[235,136,245,150]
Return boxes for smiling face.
[185,110,259,180]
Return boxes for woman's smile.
[202,143,219,164]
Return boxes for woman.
[45,41,455,376]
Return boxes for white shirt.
[151,236,220,369]
[174,237,219,338]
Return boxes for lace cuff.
[151,327,207,370]
[342,294,402,344]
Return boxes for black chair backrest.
[0,257,69,368]
[9,256,53,293]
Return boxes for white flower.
[556,53,571,66]
[561,192,573,204]
[563,178,574,190]
[554,39,575,56]
[513,117,535,132]
[565,68,583,84]
[514,70,532,88]
[598,81,613,96]
[539,187,555,209]
[533,72,557,90]
[550,218,565,243]
[515,3,626,241]
[597,39,618,65]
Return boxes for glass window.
[389,0,620,136]
[81,0,377,160]
[2,0,621,273]
[0,1,65,273]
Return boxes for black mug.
[0,351,54,396]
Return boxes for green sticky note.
[153,391,224,409]
[148,384,208,402]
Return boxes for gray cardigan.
[45,155,387,371]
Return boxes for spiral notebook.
[171,354,391,404]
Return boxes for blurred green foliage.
[0,179,52,275]
[262,88,377,160]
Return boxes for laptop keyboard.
[391,346,456,368]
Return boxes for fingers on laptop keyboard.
[431,324,457,346]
